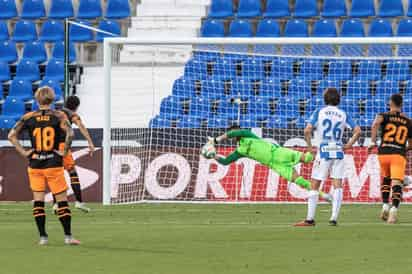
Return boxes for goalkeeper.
[208,127,331,199]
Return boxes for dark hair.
[323,88,340,106]
[64,95,80,111]
[229,124,240,131]
[390,93,403,107]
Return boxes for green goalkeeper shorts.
[269,147,302,181]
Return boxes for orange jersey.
[18,109,68,169]
[378,111,412,157]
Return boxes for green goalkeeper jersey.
[217,129,280,166]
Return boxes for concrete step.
[127,28,198,38]
[140,0,210,6]
[131,16,202,29]
[137,5,207,17]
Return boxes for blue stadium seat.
[39,78,63,101]
[96,20,121,42]
[0,40,17,63]
[0,61,10,81]
[39,20,64,42]
[355,60,382,81]
[299,59,324,80]
[327,60,352,80]
[23,41,47,63]
[201,19,225,37]
[213,58,237,80]
[294,0,318,18]
[350,0,375,17]
[15,59,40,81]
[237,0,262,18]
[378,0,404,17]
[248,98,271,119]
[208,117,229,128]
[184,59,208,79]
[311,20,337,56]
[282,20,308,55]
[232,79,253,99]
[267,116,288,128]
[177,117,201,128]
[172,78,195,99]
[2,97,25,120]
[340,98,361,116]
[0,21,9,40]
[288,79,313,99]
[385,61,410,81]
[70,20,93,42]
[189,97,210,118]
[8,79,33,100]
[256,19,279,37]
[321,0,346,17]
[408,0,412,17]
[217,100,238,120]
[49,0,74,19]
[397,19,412,56]
[276,98,299,119]
[340,19,365,57]
[365,99,387,117]
[106,0,131,19]
[239,115,259,128]
[12,20,37,42]
[201,79,225,99]
[21,0,46,19]
[0,116,15,129]
[78,0,102,19]
[208,0,233,18]
[44,59,64,82]
[346,80,371,100]
[160,96,183,119]
[317,80,341,95]
[260,79,282,98]
[375,80,400,98]
[264,0,290,18]
[368,19,393,56]
[52,42,76,63]
[242,59,265,80]
[272,59,295,79]
[149,115,171,128]
[0,0,17,19]
[228,20,253,37]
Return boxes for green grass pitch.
[1,203,411,274]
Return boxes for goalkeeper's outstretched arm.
[211,129,259,144]
[214,151,243,166]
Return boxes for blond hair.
[35,86,55,106]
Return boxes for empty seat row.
[0,78,63,100]
[202,18,412,38]
[0,59,65,83]
[0,0,131,20]
[0,19,121,42]
[209,0,409,19]
[0,40,76,63]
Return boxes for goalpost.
[103,37,412,205]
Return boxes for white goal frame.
[103,37,412,205]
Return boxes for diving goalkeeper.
[207,127,331,200]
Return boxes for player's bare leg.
[380,177,391,221]
[54,191,81,245]
[32,191,48,245]
[387,179,403,224]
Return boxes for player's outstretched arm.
[211,129,258,145]
[8,121,33,158]
[214,151,242,166]
[369,114,383,151]
[73,118,95,156]
[344,126,361,150]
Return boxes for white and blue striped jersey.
[308,106,357,159]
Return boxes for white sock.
[331,188,343,221]
[306,190,319,221]
[382,203,390,212]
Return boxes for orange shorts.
[59,143,75,171]
[378,154,407,181]
[27,167,68,194]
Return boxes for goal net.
[103,37,412,205]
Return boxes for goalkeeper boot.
[380,203,390,221]
[328,220,338,226]
[64,236,81,245]
[52,203,58,215]
[387,207,398,224]
[294,220,315,227]
[303,152,314,163]
[75,201,91,213]
[39,236,48,246]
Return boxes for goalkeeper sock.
[295,176,311,190]
[331,188,343,221]
[57,201,72,236]
[381,177,391,204]
[391,185,402,209]
[306,190,319,221]
[33,201,47,237]
[69,169,83,203]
